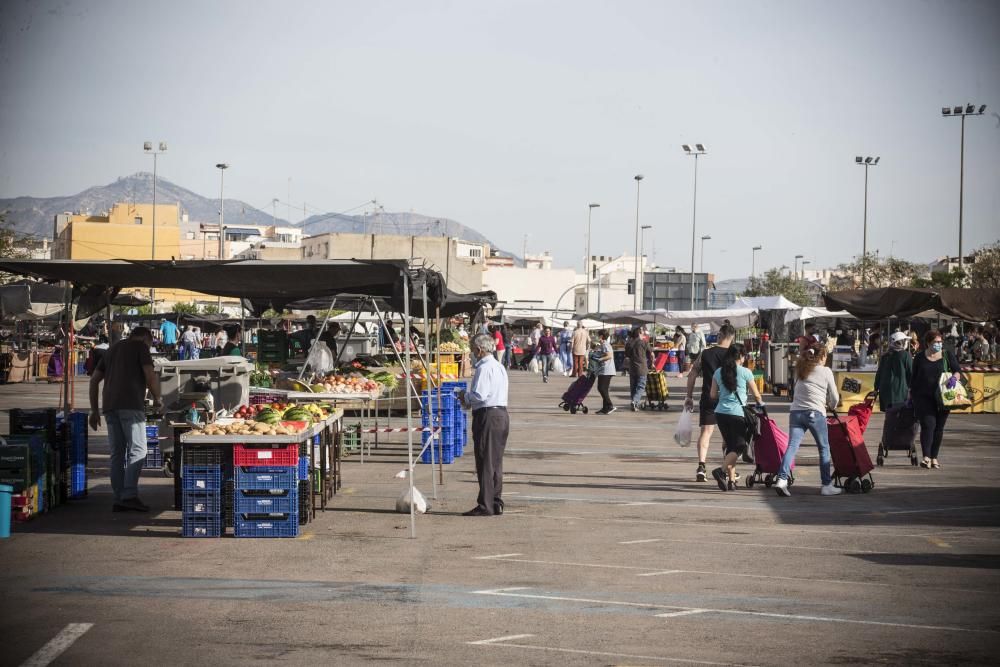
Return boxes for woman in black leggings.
[909,329,962,469]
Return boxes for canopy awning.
[732,295,799,310]
[823,288,1000,321]
[578,307,758,328]
[784,307,854,323]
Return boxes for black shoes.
[462,507,493,516]
[711,467,728,491]
[113,497,150,512]
[696,465,707,482]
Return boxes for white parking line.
[473,553,524,560]
[884,504,1000,515]
[658,609,709,618]
[619,538,663,544]
[468,638,745,666]
[474,587,995,634]
[636,570,684,577]
[467,634,536,645]
[20,623,93,667]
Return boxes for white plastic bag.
[305,340,335,376]
[551,355,564,373]
[396,486,429,514]
[674,408,693,447]
[528,357,540,373]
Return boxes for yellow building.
[53,203,236,309]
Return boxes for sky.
[1,0,998,280]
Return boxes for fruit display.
[311,372,383,396]
[233,403,332,422]
[437,342,465,353]
[195,419,300,437]
[370,370,399,391]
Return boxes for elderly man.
[459,333,510,516]
[571,322,590,377]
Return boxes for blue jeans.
[559,346,572,373]
[780,409,833,485]
[105,409,148,502]
[629,373,647,405]
[540,353,553,378]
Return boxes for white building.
[575,253,649,314]
[483,251,583,322]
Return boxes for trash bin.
[0,483,12,537]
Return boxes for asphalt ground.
[1,371,999,666]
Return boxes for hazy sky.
[1,0,998,279]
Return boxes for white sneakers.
[820,483,844,496]
[774,478,791,497]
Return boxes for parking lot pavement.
[2,372,999,665]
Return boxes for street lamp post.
[854,155,880,287]
[941,103,987,273]
[801,259,811,281]
[683,144,707,309]
[699,234,712,274]
[586,203,600,312]
[144,141,166,305]
[751,245,762,279]
[639,224,652,309]
[794,254,804,277]
[633,175,644,310]
[215,163,229,312]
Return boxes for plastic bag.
[551,355,564,373]
[528,357,540,373]
[674,408,693,447]
[305,340,335,376]
[937,372,971,410]
[395,486,429,514]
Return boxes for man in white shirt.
[460,333,509,516]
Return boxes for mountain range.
[0,173,507,256]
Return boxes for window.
[469,247,482,258]
[134,217,142,225]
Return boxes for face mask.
[931,342,943,353]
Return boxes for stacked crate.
[65,412,87,499]
[181,448,223,537]
[441,382,468,458]
[144,424,162,469]
[256,330,288,364]
[233,442,299,538]
[420,389,459,464]
[0,438,42,521]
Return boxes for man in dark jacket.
[624,326,654,412]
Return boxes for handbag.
[937,354,972,411]
[736,386,761,442]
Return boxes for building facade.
[575,254,648,314]
[641,269,712,311]
[301,232,489,293]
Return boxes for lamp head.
[634,174,644,181]
[695,143,706,152]
[143,141,152,151]
[942,107,951,115]
[682,144,691,152]
[216,163,229,170]
[753,245,762,251]
[159,142,167,151]
[589,203,600,208]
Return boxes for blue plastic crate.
[298,456,309,481]
[144,445,162,469]
[182,465,222,491]
[234,513,299,538]
[182,489,222,514]
[146,424,159,439]
[235,488,298,514]
[182,513,222,537]
[440,381,468,394]
[235,466,297,492]
[420,440,453,464]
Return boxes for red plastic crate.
[233,442,299,466]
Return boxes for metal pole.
[435,306,444,487]
[700,238,705,274]
[151,153,157,306]
[586,206,593,311]
[689,155,699,310]
[633,178,642,310]
[420,280,438,501]
[958,113,965,273]
[403,275,416,538]
[217,167,225,312]
[862,164,869,288]
[751,247,758,279]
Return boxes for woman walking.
[558,321,573,376]
[909,329,961,469]
[708,343,764,491]
[536,327,558,383]
[673,326,687,377]
[774,342,842,497]
[593,330,616,414]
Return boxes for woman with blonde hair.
[775,342,842,497]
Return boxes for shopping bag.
[674,408,693,447]
[305,340,335,375]
[937,373,971,410]
[528,357,540,373]
[396,486,429,514]
[551,355,564,373]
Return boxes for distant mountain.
[0,172,282,240]
[0,174,516,260]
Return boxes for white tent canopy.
[578,307,758,329]
[784,307,853,323]
[732,295,799,310]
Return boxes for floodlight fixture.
[855,156,863,163]
[979,104,987,114]
[682,144,691,152]
[143,141,152,151]
[942,107,951,115]
[701,234,711,241]
[966,104,975,114]
[865,157,873,164]
[634,174,644,181]
[873,157,880,165]
[695,143,706,152]
[953,106,963,114]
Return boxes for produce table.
[178,410,343,518]
[833,370,999,414]
[285,391,380,460]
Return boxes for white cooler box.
[155,357,253,413]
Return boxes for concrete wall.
[483,265,583,319]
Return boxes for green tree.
[201,304,221,315]
[828,253,924,290]
[742,268,814,305]
[172,301,200,315]
[912,269,967,289]
[967,242,1000,289]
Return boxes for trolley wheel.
[764,474,773,487]
[787,474,795,487]
[560,402,569,412]
[162,456,174,478]
[662,403,670,411]
[847,477,863,494]
[861,478,873,493]
[581,406,589,414]
[876,455,884,467]
[569,405,578,415]
[910,455,919,467]
[745,476,754,488]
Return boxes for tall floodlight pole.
[751,245,762,279]
[794,254,804,277]
[854,155,880,287]
[801,259,811,281]
[586,203,600,312]
[144,141,166,305]
[633,175,644,310]
[941,103,986,274]
[216,163,229,312]
[683,144,706,309]
[639,224,652,308]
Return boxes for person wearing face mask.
[909,329,962,469]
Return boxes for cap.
[890,332,908,344]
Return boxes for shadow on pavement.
[850,553,1000,569]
